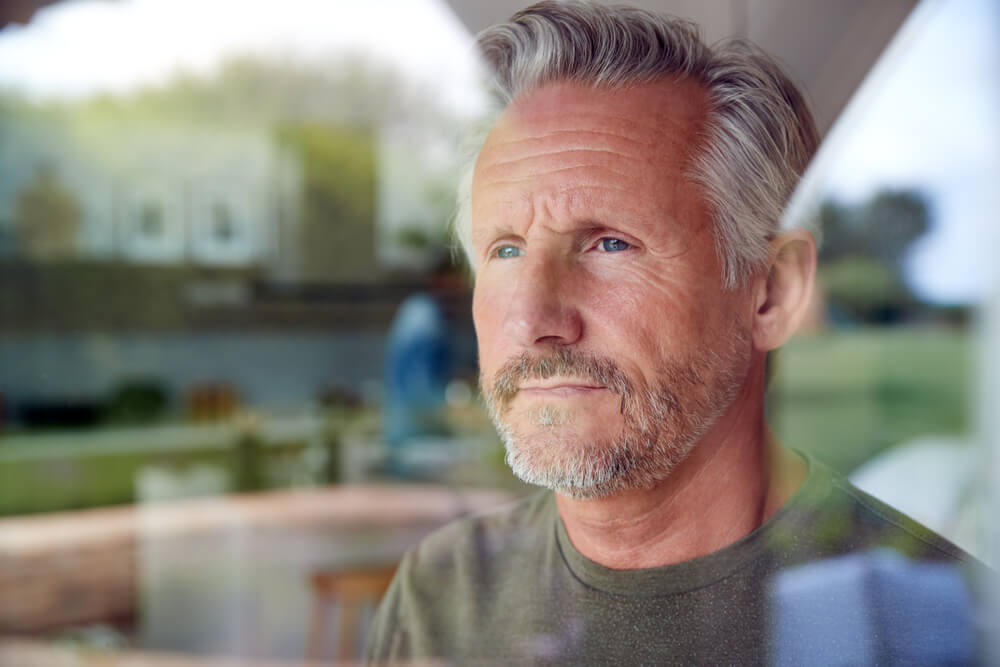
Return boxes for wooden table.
[0,484,515,659]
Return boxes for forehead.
[493,77,707,147]
[471,78,710,241]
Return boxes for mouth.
[518,380,606,397]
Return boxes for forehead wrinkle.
[505,96,698,139]
[478,123,701,199]
[531,181,704,258]
[493,127,649,152]
[483,165,636,189]
[474,170,687,247]
[478,147,645,181]
[472,182,627,250]
[473,81,713,258]
[470,193,527,245]
[522,183,637,238]
[479,180,633,220]
[483,125,685,168]
[504,107,702,154]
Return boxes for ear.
[752,229,817,351]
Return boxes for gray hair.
[454,0,819,288]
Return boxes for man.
[367,2,972,664]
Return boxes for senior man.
[367,2,970,664]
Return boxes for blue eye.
[495,245,523,259]
[600,238,631,252]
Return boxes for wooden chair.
[306,562,398,663]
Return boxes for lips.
[487,349,632,412]
[518,381,605,397]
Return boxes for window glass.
[772,0,998,565]
[0,1,509,663]
[0,0,996,664]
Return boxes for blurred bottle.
[383,293,453,476]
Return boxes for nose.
[502,253,583,347]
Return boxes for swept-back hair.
[454,0,819,287]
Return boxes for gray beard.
[481,333,749,499]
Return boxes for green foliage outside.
[396,225,444,251]
[0,446,229,516]
[104,379,169,425]
[0,437,311,516]
[819,256,912,322]
[819,191,930,266]
[278,123,377,283]
[817,190,932,323]
[13,164,81,260]
[770,328,970,475]
[97,55,446,129]
[0,54,463,278]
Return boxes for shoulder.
[366,491,555,662]
[783,455,972,564]
[826,469,971,561]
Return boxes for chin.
[499,423,696,500]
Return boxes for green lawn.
[769,327,971,474]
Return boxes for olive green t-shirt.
[366,457,970,665]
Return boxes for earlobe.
[752,230,817,351]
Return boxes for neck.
[554,380,807,570]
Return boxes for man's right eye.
[495,245,524,259]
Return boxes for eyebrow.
[470,223,519,252]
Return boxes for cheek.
[472,285,505,366]
[583,270,725,370]
[585,272,688,338]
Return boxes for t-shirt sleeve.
[364,550,412,665]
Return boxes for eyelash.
[490,236,634,259]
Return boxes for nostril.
[502,296,583,348]
[499,257,583,347]
[534,333,576,347]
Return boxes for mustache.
[487,348,635,409]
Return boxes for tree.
[817,189,931,323]
[107,54,455,131]
[856,190,930,270]
[13,164,81,261]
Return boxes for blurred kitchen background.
[0,0,996,664]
